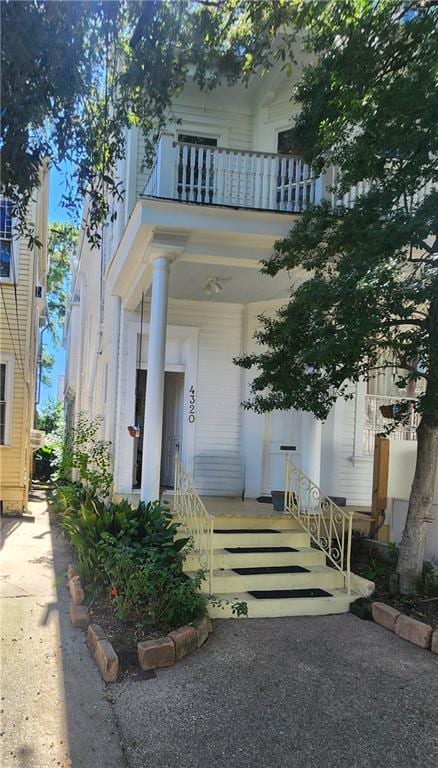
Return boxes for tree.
[1,0,262,245]
[235,0,438,594]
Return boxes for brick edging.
[66,563,214,682]
[372,601,438,654]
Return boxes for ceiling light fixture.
[203,277,223,296]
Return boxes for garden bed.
[89,596,173,675]
[351,540,438,628]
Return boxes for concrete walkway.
[0,488,126,768]
[1,489,437,767]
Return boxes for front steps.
[181,512,366,619]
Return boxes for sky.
[39,162,76,409]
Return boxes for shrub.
[98,538,207,627]
[58,412,113,498]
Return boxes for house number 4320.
[188,386,196,423]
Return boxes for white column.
[300,413,322,487]
[141,255,170,501]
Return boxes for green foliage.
[387,542,399,567]
[423,561,438,597]
[362,557,386,583]
[98,539,206,627]
[47,223,78,341]
[234,1,437,426]
[59,413,113,497]
[36,399,64,434]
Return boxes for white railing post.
[155,132,177,198]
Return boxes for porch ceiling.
[109,198,304,309]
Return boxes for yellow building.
[0,165,49,514]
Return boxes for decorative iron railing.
[284,458,353,594]
[363,394,419,455]
[173,453,214,593]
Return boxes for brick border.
[372,601,437,655]
[66,563,214,682]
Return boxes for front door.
[160,372,184,488]
[262,409,301,494]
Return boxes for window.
[0,358,13,446]
[0,199,12,279]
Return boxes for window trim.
[0,353,14,447]
[0,201,19,284]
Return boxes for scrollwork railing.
[174,454,214,593]
[285,458,353,594]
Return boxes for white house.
[64,64,419,617]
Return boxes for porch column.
[141,255,170,501]
[301,413,322,487]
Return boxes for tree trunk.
[396,412,438,594]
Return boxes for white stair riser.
[212,516,302,531]
[208,595,353,619]
[211,570,345,593]
[184,549,326,570]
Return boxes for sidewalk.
[0,487,126,768]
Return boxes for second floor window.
[0,199,12,279]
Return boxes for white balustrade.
[363,394,419,455]
[143,135,316,212]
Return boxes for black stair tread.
[216,528,280,534]
[232,565,309,576]
[225,546,298,554]
[248,588,333,600]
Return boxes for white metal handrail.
[284,458,353,594]
[173,453,214,593]
[363,394,419,454]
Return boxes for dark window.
[0,200,12,279]
[277,129,296,155]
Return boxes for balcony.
[143,133,318,213]
[363,394,419,455]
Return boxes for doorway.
[262,410,301,494]
[133,370,184,490]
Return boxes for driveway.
[1,490,437,767]
[112,614,437,768]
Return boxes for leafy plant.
[423,561,438,598]
[362,558,386,583]
[387,542,399,567]
[98,540,207,627]
[59,412,113,498]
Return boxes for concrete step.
[184,546,326,571]
[205,565,345,593]
[212,515,302,531]
[208,588,359,619]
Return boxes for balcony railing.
[143,133,317,213]
[363,394,420,455]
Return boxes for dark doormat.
[248,588,332,599]
[225,546,298,554]
[256,496,273,504]
[232,565,309,575]
[216,528,279,534]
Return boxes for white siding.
[329,396,373,507]
[165,300,244,495]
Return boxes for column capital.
[149,230,189,263]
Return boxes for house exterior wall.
[0,167,49,512]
